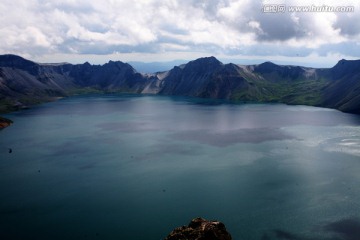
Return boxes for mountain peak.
[330,59,360,79]
[254,61,281,74]
[334,58,360,66]
[184,56,222,71]
[192,56,222,65]
[0,54,27,61]
[0,54,37,68]
[103,60,138,75]
[258,61,278,67]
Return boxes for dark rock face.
[320,59,360,113]
[159,56,224,96]
[254,61,313,82]
[165,217,232,240]
[0,55,155,113]
[0,54,39,74]
[330,59,360,80]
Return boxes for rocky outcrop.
[165,217,232,240]
[0,116,13,129]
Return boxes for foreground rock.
[165,217,232,240]
[0,116,13,129]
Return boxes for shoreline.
[0,93,359,121]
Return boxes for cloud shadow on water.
[259,217,360,240]
[323,218,360,240]
[169,128,294,147]
[260,230,301,240]
[96,121,159,133]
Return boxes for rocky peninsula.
[165,217,232,240]
[0,116,13,129]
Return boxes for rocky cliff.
[1,54,360,114]
[165,217,232,240]
[320,59,360,113]
[0,54,156,112]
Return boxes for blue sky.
[1,0,359,67]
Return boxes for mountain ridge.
[1,54,360,114]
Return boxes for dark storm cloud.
[334,13,360,36]
[255,13,305,41]
[217,1,305,42]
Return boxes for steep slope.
[157,58,276,101]
[69,60,149,92]
[0,54,153,112]
[320,59,360,113]
[0,55,75,111]
[199,63,249,99]
[159,56,223,96]
[253,61,318,82]
[157,57,328,105]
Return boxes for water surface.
[1,94,360,240]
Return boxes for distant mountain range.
[1,54,360,114]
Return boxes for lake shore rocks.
[0,116,13,129]
[165,217,232,240]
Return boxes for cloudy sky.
[0,0,359,67]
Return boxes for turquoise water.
[1,94,360,240]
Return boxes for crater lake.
[1,94,360,240]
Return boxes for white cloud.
[0,0,359,63]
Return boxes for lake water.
[1,94,360,240]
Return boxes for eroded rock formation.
[165,217,232,240]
